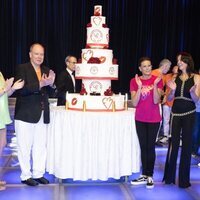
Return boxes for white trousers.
[15,113,47,181]
[162,105,172,137]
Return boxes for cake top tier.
[86,5,109,49]
[94,5,102,16]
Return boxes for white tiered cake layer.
[75,64,118,80]
[66,5,125,112]
[66,93,125,112]
[82,79,111,95]
[76,48,118,80]
[87,27,109,48]
[81,49,113,64]
[90,16,106,26]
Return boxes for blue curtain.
[0,0,199,93]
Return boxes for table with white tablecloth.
[46,106,141,181]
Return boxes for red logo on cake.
[71,98,78,105]
[90,29,103,42]
[89,81,102,93]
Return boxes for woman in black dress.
[163,52,200,188]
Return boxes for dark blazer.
[56,69,75,106]
[14,62,54,124]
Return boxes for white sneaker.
[11,152,18,156]
[198,163,200,167]
[159,136,168,144]
[146,177,154,189]
[7,143,17,148]
[131,175,147,185]
[11,137,17,142]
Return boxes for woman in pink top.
[130,57,163,189]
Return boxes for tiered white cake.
[66,5,125,111]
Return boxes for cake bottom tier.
[66,93,125,112]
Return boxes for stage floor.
[0,143,200,200]
[1,99,200,199]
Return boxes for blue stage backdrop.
[0,0,199,93]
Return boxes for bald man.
[14,43,56,186]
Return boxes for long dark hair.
[176,52,194,77]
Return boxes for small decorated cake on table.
[66,5,126,111]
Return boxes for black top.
[14,62,55,124]
[172,76,195,114]
[56,69,75,106]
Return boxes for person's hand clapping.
[12,79,24,91]
[167,80,177,91]
[40,70,56,88]
[48,70,56,86]
[135,74,142,89]
[5,77,14,92]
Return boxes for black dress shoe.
[179,183,191,188]
[21,178,39,186]
[34,177,49,184]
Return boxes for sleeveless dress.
[171,75,196,115]
[0,72,12,129]
[169,75,196,134]
[163,75,196,187]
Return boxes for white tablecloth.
[46,106,140,181]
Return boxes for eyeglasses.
[67,61,77,64]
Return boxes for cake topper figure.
[94,5,102,16]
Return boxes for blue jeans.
[192,112,200,155]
